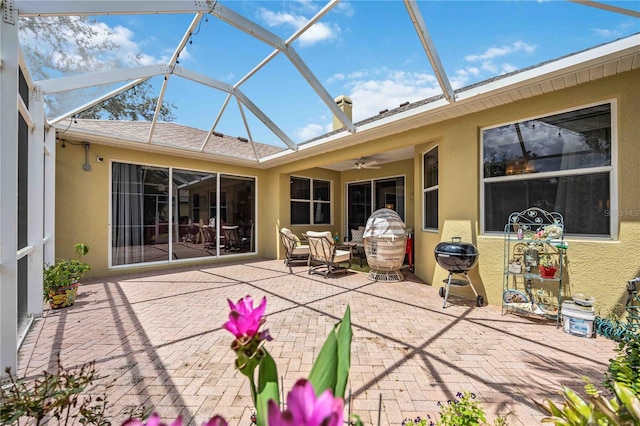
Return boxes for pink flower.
[223,296,267,339]
[121,413,182,426]
[121,414,227,426]
[202,416,228,426]
[267,379,344,426]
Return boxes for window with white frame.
[482,102,613,236]
[423,146,439,230]
[290,177,331,225]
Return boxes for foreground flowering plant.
[122,413,228,426]
[224,295,357,426]
[268,379,344,426]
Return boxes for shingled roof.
[56,119,285,161]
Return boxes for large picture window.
[111,163,256,267]
[290,177,331,225]
[482,103,613,236]
[423,146,438,230]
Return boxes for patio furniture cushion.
[305,231,352,278]
[280,228,310,273]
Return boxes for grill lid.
[434,237,479,256]
[434,237,479,273]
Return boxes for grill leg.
[443,273,453,308]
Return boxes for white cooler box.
[561,301,595,338]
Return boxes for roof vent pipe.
[333,95,352,131]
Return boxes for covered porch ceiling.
[13,1,640,169]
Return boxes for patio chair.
[305,231,352,278]
[202,226,216,250]
[279,228,310,273]
[222,225,250,252]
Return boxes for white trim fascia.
[455,35,640,102]
[15,1,214,16]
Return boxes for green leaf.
[590,396,619,425]
[614,381,640,422]
[540,416,572,425]
[563,386,590,417]
[255,350,279,426]
[308,326,338,396]
[334,305,352,399]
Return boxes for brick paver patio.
[17,259,617,425]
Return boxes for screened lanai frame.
[12,0,640,166]
[2,0,639,379]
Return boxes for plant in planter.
[538,254,558,278]
[43,243,91,309]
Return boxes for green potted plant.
[538,254,558,279]
[43,243,91,309]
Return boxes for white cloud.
[296,68,442,140]
[501,63,518,73]
[481,61,498,74]
[594,28,617,37]
[295,122,326,141]
[335,68,442,122]
[464,41,536,62]
[298,22,338,47]
[257,7,338,47]
[19,16,165,75]
[456,41,537,81]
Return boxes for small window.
[291,177,331,225]
[423,146,438,230]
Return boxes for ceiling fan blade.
[353,158,381,169]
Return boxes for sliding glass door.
[346,176,405,239]
[111,162,256,267]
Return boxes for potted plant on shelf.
[43,243,91,309]
[538,254,558,278]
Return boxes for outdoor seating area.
[16,259,618,425]
[305,231,353,278]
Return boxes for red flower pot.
[538,266,557,279]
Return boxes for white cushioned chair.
[279,228,310,273]
[305,231,352,278]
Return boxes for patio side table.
[343,242,366,268]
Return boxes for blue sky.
[21,1,640,148]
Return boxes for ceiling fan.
[352,158,381,170]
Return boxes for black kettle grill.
[434,237,483,308]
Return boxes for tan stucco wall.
[55,68,639,317]
[55,143,267,277]
[409,69,640,318]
